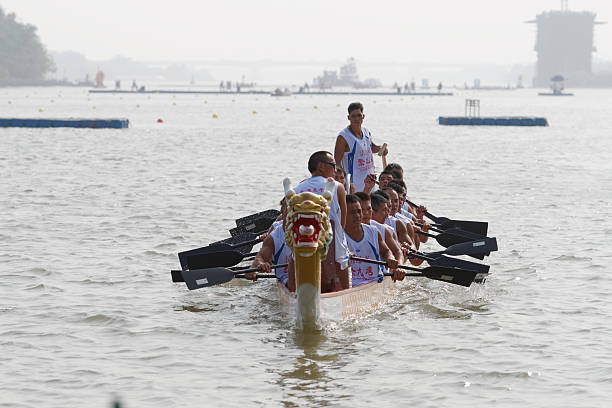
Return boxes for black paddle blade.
[185,250,245,270]
[171,269,184,282]
[235,209,280,227]
[437,220,488,237]
[422,266,478,287]
[178,232,263,269]
[424,254,490,274]
[182,268,235,290]
[442,237,498,257]
[432,230,476,248]
[229,217,276,237]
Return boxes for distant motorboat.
[271,88,292,97]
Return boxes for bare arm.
[337,182,347,229]
[334,135,348,170]
[246,235,275,279]
[395,220,414,248]
[384,228,404,264]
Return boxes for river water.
[1,87,611,407]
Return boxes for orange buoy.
[212,114,218,118]
[157,118,164,123]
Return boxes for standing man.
[334,102,387,194]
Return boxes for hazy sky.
[3,0,611,64]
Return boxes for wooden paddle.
[171,263,254,283]
[408,251,490,274]
[181,264,288,290]
[406,199,488,236]
[229,217,276,237]
[178,233,263,270]
[350,256,481,287]
[235,209,280,227]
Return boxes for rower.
[373,190,414,249]
[245,198,293,289]
[354,192,404,264]
[291,151,350,292]
[334,102,386,194]
[343,195,404,286]
[387,181,430,245]
[378,170,394,190]
[381,186,420,248]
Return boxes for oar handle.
[237,263,289,274]
[414,221,444,234]
[416,230,437,238]
[235,274,277,279]
[350,255,424,273]
[229,237,263,249]
[406,199,438,223]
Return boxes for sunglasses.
[323,161,337,170]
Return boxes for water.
[1,87,612,407]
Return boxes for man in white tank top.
[334,102,387,194]
[344,195,404,286]
[354,192,404,264]
[246,198,294,288]
[291,151,350,292]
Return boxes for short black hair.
[390,169,403,180]
[391,179,406,189]
[307,151,332,173]
[373,190,389,200]
[370,193,387,211]
[347,102,364,114]
[387,182,405,195]
[354,191,370,202]
[379,170,393,177]
[384,163,403,173]
[346,194,360,205]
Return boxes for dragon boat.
[280,178,394,326]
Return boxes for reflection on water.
[275,328,357,407]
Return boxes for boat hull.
[277,277,393,321]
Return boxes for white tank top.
[384,215,399,232]
[370,219,397,241]
[294,176,341,224]
[345,224,384,287]
[293,176,349,268]
[338,126,375,193]
[270,222,292,285]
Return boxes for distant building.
[527,6,607,87]
[312,58,381,89]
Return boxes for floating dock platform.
[438,116,548,126]
[0,118,129,128]
[538,92,574,96]
[89,89,453,96]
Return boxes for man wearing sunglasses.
[291,151,350,292]
[334,102,387,194]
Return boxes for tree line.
[0,6,55,85]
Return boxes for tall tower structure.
[527,4,605,87]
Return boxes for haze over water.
[1,88,611,407]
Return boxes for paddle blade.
[421,266,478,287]
[182,268,235,290]
[443,237,498,257]
[229,217,276,237]
[235,209,280,227]
[424,254,490,274]
[433,230,475,248]
[186,250,245,270]
[438,220,488,236]
[171,269,184,282]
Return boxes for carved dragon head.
[282,178,334,259]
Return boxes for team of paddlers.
[245,102,434,292]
